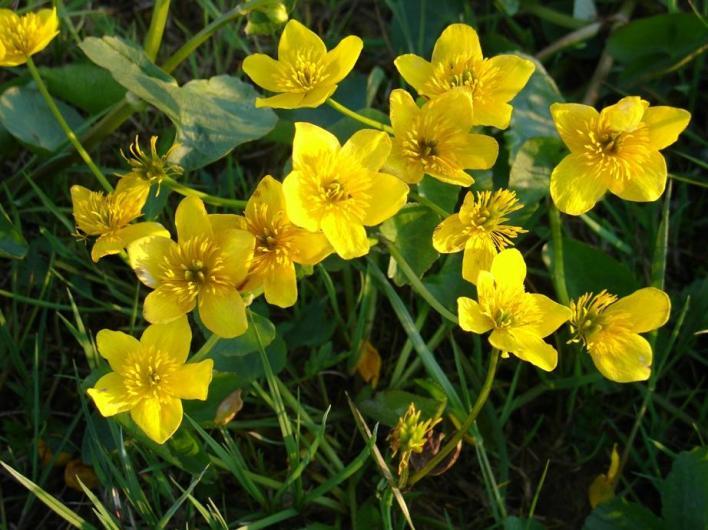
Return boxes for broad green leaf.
[79,36,277,170]
[573,0,597,21]
[280,298,336,349]
[388,0,465,54]
[583,497,663,530]
[207,312,276,361]
[0,84,83,152]
[329,107,390,143]
[359,390,442,427]
[165,428,212,474]
[0,203,28,260]
[418,175,460,214]
[422,254,475,313]
[40,63,126,113]
[509,137,566,205]
[497,0,520,16]
[504,516,546,530]
[661,447,708,529]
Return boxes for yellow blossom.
[386,88,498,186]
[569,288,670,382]
[70,180,168,262]
[282,122,409,259]
[457,249,570,371]
[394,23,535,129]
[119,135,183,191]
[588,444,620,508]
[128,196,255,338]
[236,175,332,308]
[0,8,59,67]
[550,96,691,215]
[242,19,363,109]
[433,189,525,283]
[389,403,441,475]
[87,317,213,444]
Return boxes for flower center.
[283,51,325,90]
[480,285,540,329]
[568,290,618,345]
[462,190,526,250]
[122,347,178,401]
[323,180,350,202]
[75,190,144,236]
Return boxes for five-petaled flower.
[71,180,168,262]
[282,122,409,259]
[128,196,255,338]
[433,189,525,283]
[237,175,332,308]
[87,317,213,444]
[394,23,535,129]
[242,19,362,109]
[569,287,670,382]
[0,7,59,67]
[457,249,571,371]
[386,88,498,186]
[550,96,690,215]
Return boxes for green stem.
[190,333,220,363]
[326,98,394,134]
[524,1,587,29]
[161,176,247,209]
[143,0,172,61]
[409,191,450,217]
[548,204,570,305]
[26,57,113,193]
[408,349,500,487]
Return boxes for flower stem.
[143,0,172,61]
[26,57,113,193]
[407,349,500,487]
[161,176,247,209]
[326,98,394,134]
[548,203,570,305]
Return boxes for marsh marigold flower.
[128,196,255,338]
[550,96,691,215]
[237,175,332,307]
[389,403,441,475]
[0,7,59,67]
[120,135,183,191]
[394,23,534,129]
[87,317,213,444]
[242,19,362,109]
[569,288,670,382]
[71,181,168,262]
[433,189,525,283]
[386,88,498,186]
[282,122,409,259]
[457,249,570,371]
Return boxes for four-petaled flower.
[128,196,255,338]
[282,122,409,259]
[386,88,498,186]
[237,175,332,307]
[550,96,690,215]
[243,19,362,109]
[433,189,525,283]
[457,249,571,371]
[0,7,59,66]
[87,317,213,444]
[394,23,535,129]
[569,288,670,382]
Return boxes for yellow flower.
[128,196,255,338]
[236,175,332,308]
[120,135,183,190]
[588,444,620,508]
[569,288,670,382]
[389,403,441,475]
[282,122,409,259]
[386,88,498,186]
[87,317,213,445]
[457,249,570,371]
[242,19,363,109]
[394,23,535,129]
[550,96,691,215]
[433,189,525,283]
[70,180,168,263]
[0,8,59,67]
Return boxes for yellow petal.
[209,213,246,233]
[490,248,526,288]
[198,287,248,338]
[600,96,648,132]
[175,196,212,242]
[428,168,474,187]
[340,129,391,171]
[264,261,298,308]
[246,175,286,221]
[608,150,667,202]
[432,214,467,253]
[87,373,134,417]
[91,234,124,262]
[300,84,338,108]
[389,89,420,137]
[242,53,287,92]
[426,88,474,130]
[164,360,214,400]
[140,316,192,365]
[321,212,369,259]
[130,397,183,445]
[293,122,340,168]
[219,229,255,286]
[128,235,176,288]
[462,236,497,285]
[324,35,363,83]
[476,270,497,303]
[550,103,600,153]
[456,133,499,170]
[551,153,609,215]
[144,286,196,324]
[605,287,671,334]
[642,106,691,151]
[278,20,326,64]
[96,329,140,373]
[384,145,424,184]
[589,331,652,383]
[363,172,409,226]
[458,297,494,334]
[30,8,60,56]
[523,294,572,337]
[473,55,535,129]
[432,23,482,65]
[282,170,321,231]
[290,230,332,265]
[256,92,306,109]
[116,222,169,248]
[356,341,382,388]
[491,328,558,371]
[394,54,433,95]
